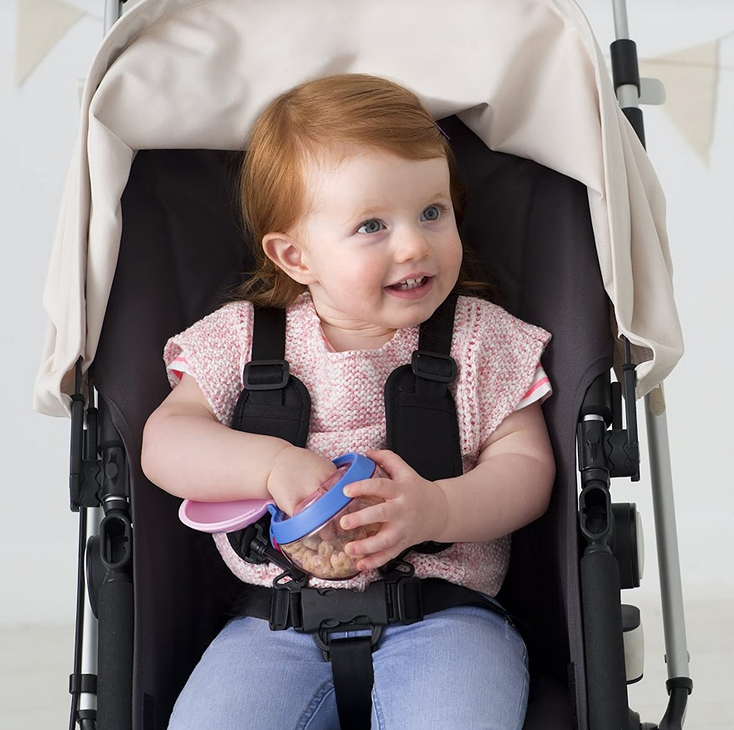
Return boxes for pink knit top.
[163,293,551,596]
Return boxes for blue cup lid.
[268,452,375,545]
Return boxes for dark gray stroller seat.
[88,116,615,729]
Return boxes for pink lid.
[179,498,273,533]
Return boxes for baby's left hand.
[341,449,448,571]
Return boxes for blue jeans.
[168,599,529,730]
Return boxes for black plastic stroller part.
[577,363,640,730]
[69,362,134,730]
[578,342,640,483]
[82,115,630,729]
[70,360,101,511]
[611,38,646,148]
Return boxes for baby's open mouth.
[388,276,429,291]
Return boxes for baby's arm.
[434,401,555,543]
[336,402,554,571]
[141,373,335,510]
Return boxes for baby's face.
[291,147,463,334]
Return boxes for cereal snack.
[268,453,387,579]
[282,494,384,579]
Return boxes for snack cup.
[268,453,386,580]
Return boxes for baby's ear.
[262,233,315,285]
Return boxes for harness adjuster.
[242,359,290,390]
[393,576,423,624]
[411,350,457,383]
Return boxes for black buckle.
[231,521,270,565]
[269,573,426,659]
[299,582,389,634]
[314,623,384,662]
[296,583,389,661]
[243,359,290,390]
[269,572,308,631]
[411,350,457,384]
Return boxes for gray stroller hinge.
[70,360,102,511]
[578,338,640,488]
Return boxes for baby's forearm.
[141,411,290,501]
[434,453,554,543]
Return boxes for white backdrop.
[1,0,732,629]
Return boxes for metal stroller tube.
[609,1,692,727]
[645,389,693,730]
[104,0,125,34]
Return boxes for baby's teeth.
[398,277,424,290]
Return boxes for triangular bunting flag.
[15,0,85,85]
[640,40,720,165]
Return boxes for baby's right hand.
[267,446,337,516]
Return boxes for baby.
[142,73,555,730]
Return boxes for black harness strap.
[384,294,462,484]
[330,638,375,729]
[384,294,460,558]
[229,306,310,446]
[234,577,511,633]
[225,297,495,730]
[227,306,311,568]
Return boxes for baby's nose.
[394,228,430,262]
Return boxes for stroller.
[34,0,691,728]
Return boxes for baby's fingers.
[342,476,393,501]
[354,548,398,572]
[339,501,387,531]
[346,527,406,570]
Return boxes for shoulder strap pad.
[384,294,463,482]
[230,306,311,447]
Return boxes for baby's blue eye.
[357,219,384,234]
[421,205,443,222]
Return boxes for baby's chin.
[380,306,444,331]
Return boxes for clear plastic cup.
[275,463,387,580]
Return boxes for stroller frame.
[61,1,692,729]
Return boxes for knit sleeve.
[162,301,253,425]
[514,364,552,411]
[452,297,552,456]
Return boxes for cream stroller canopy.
[34,0,683,417]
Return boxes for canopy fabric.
[34,0,683,417]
